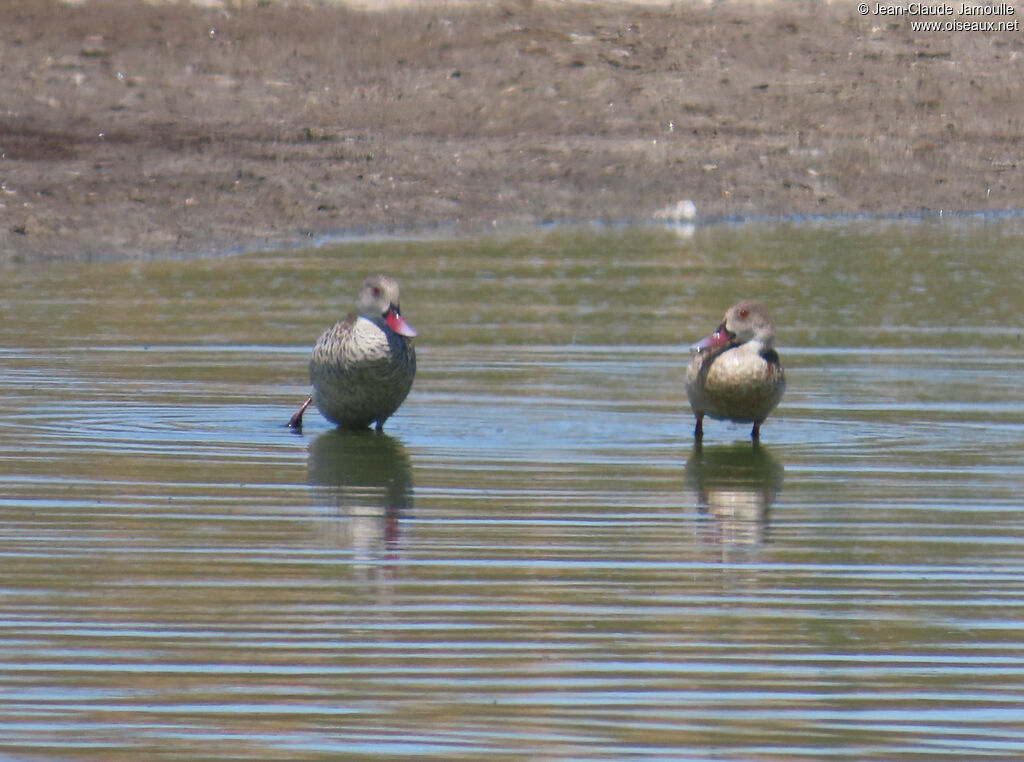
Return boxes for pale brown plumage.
[686,300,785,442]
[288,274,416,432]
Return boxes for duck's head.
[356,274,417,338]
[694,300,775,352]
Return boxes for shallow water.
[1,219,1023,759]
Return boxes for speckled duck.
[288,274,417,432]
[685,300,785,442]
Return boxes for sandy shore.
[2,0,1022,262]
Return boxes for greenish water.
[1,219,1023,759]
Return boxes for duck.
[288,274,417,432]
[685,300,785,442]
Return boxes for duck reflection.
[308,430,413,574]
[683,443,783,545]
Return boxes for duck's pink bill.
[386,309,418,337]
[693,327,731,352]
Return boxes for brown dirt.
[1,0,1022,262]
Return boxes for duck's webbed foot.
[288,396,313,432]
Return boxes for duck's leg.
[694,414,704,441]
[751,420,762,441]
[287,396,313,431]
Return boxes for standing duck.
[288,274,417,432]
[686,300,785,442]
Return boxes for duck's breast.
[690,346,784,421]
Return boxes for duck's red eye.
[372,287,382,298]
[739,309,749,318]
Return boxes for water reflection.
[683,443,784,545]
[2,222,1023,759]
[307,430,413,576]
